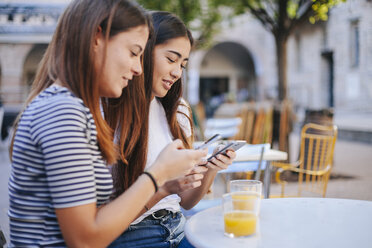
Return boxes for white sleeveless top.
[132,97,191,224]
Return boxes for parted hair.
[145,11,194,149]
[110,11,195,196]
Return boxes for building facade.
[0,1,67,111]
[187,0,372,116]
[0,0,371,116]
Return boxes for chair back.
[191,103,206,141]
[298,123,338,197]
[251,104,273,144]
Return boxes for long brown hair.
[110,12,196,195]
[10,0,149,165]
[103,71,150,196]
[145,11,195,148]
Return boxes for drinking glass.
[222,191,260,238]
[229,179,262,195]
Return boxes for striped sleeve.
[30,100,97,209]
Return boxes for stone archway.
[199,41,257,117]
[22,44,48,94]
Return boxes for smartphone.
[207,140,246,161]
[195,134,222,150]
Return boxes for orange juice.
[231,193,259,211]
[224,211,257,237]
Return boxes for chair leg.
[275,169,287,198]
[254,146,265,180]
[0,229,6,247]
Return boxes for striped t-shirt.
[8,85,113,247]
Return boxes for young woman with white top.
[109,11,236,248]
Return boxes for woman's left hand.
[203,146,236,171]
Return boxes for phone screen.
[195,134,222,150]
[207,140,246,161]
[207,142,235,161]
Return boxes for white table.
[232,143,287,162]
[185,198,372,248]
[212,143,287,198]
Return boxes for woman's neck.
[52,79,63,87]
[150,93,156,101]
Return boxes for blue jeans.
[108,211,195,248]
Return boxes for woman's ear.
[93,26,104,52]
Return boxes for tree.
[214,0,346,100]
[139,0,345,100]
[137,0,222,49]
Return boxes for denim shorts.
[108,211,195,248]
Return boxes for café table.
[184,197,372,248]
[214,143,287,198]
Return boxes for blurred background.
[0,0,371,246]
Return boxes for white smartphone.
[195,134,222,150]
[207,140,246,161]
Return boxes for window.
[350,20,360,68]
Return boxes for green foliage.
[137,0,201,25]
[287,1,299,19]
[138,0,216,48]
[211,0,346,33]
[309,0,346,24]
[138,0,346,48]
[138,0,346,100]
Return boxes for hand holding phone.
[207,140,246,162]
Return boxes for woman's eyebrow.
[167,50,188,61]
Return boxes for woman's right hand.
[147,139,207,187]
[159,166,208,196]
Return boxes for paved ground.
[1,129,372,246]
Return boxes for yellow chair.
[272,123,338,197]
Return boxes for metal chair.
[272,123,338,197]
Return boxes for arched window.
[199,42,257,117]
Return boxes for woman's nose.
[132,58,143,76]
[170,66,182,80]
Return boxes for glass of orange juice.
[223,192,260,238]
[230,180,262,213]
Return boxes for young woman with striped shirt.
[8,1,206,247]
